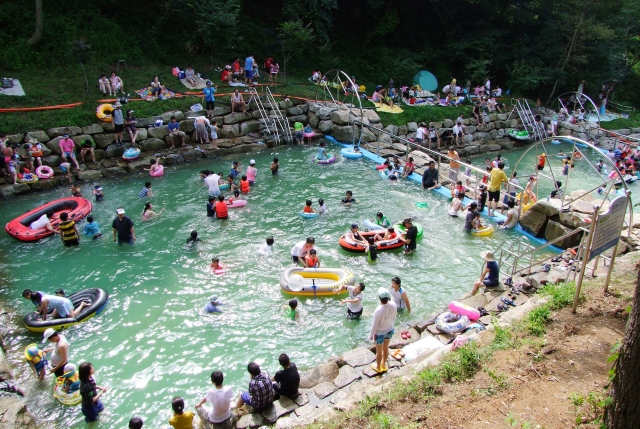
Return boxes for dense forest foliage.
[1,0,640,104]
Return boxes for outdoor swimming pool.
[0,139,632,428]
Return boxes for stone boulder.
[473,132,492,142]
[287,106,304,116]
[319,120,334,134]
[287,115,308,125]
[30,180,55,191]
[219,124,240,138]
[519,209,548,237]
[309,116,320,128]
[102,166,127,177]
[363,109,380,123]
[570,200,595,214]
[241,120,261,135]
[224,113,252,124]
[105,143,126,158]
[164,154,185,165]
[42,155,60,167]
[25,131,49,143]
[545,220,583,249]
[443,119,454,128]
[7,134,23,144]
[123,127,148,142]
[0,397,37,429]
[279,100,293,109]
[77,170,103,182]
[139,138,167,152]
[147,126,168,140]
[313,381,338,399]
[211,106,231,117]
[316,106,338,120]
[45,137,64,155]
[384,124,399,136]
[93,133,116,149]
[398,125,408,136]
[559,211,591,229]
[179,120,196,133]
[530,199,562,217]
[337,346,376,367]
[82,124,104,135]
[332,125,354,143]
[567,189,594,203]
[333,365,361,388]
[407,122,418,132]
[329,109,351,125]
[47,126,82,138]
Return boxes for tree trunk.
[604,267,640,428]
[26,0,43,47]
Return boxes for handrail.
[247,88,279,146]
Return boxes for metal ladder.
[492,236,536,280]
[508,99,547,141]
[246,87,280,146]
[264,87,293,144]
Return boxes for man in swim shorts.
[334,282,365,319]
[290,237,315,264]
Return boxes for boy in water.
[302,199,317,214]
[283,299,300,321]
[304,249,319,268]
[258,236,275,256]
[84,215,102,239]
[341,190,356,207]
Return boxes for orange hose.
[0,102,83,112]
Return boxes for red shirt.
[221,70,229,81]
[232,61,240,73]
[265,57,273,68]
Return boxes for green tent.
[413,70,438,92]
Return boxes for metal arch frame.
[313,69,364,147]
[554,91,602,140]
[511,135,633,234]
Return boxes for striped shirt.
[58,219,77,241]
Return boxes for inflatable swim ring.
[122,148,141,160]
[303,131,316,138]
[299,211,319,218]
[227,200,247,208]
[96,104,113,122]
[341,147,363,159]
[374,164,388,170]
[338,230,403,253]
[472,225,494,236]
[507,130,530,141]
[35,165,54,179]
[435,311,470,334]
[219,181,230,190]
[279,267,354,296]
[314,154,336,164]
[17,173,38,184]
[393,222,424,238]
[5,197,92,242]
[363,219,386,231]
[53,375,81,406]
[23,288,109,332]
[448,301,481,320]
[150,164,164,177]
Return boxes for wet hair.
[356,282,365,292]
[318,198,324,206]
[55,289,65,296]
[556,180,563,187]
[247,362,261,377]
[143,202,151,215]
[380,296,390,304]
[469,202,478,210]
[234,189,240,197]
[306,199,312,206]
[145,181,151,188]
[209,196,215,203]
[346,190,352,195]
[306,237,315,244]
[129,417,143,429]
[201,170,208,176]
[242,175,247,181]
[190,230,198,239]
[22,289,33,297]
[218,195,225,202]
[212,257,220,264]
[87,215,94,223]
[309,249,317,255]
[507,200,515,208]
[474,212,481,218]
[498,162,505,169]
[78,362,92,382]
[279,353,290,367]
[60,212,68,221]
[289,299,298,310]
[266,236,274,246]
[273,157,278,162]
[391,277,401,286]
[172,396,185,415]
[457,193,465,199]
[46,210,54,218]
[150,159,157,165]
[211,371,224,386]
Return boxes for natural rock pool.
[0,140,634,428]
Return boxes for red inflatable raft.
[5,197,92,242]
[338,231,404,253]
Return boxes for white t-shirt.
[346,286,363,313]
[257,243,273,256]
[449,198,463,216]
[505,207,520,229]
[369,301,397,337]
[416,127,425,139]
[485,80,491,90]
[452,124,464,134]
[204,174,220,194]
[390,287,407,310]
[290,241,312,257]
[51,334,68,367]
[318,204,328,214]
[30,214,49,230]
[205,386,233,423]
[507,178,519,194]
[494,88,502,96]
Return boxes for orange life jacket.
[305,255,318,267]
[240,180,250,193]
[215,201,228,218]
[30,144,43,157]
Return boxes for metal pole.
[572,205,600,313]
[602,242,620,294]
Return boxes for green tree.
[278,20,315,82]
[283,0,338,42]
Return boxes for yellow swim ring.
[53,376,81,406]
[96,104,113,122]
[359,85,366,92]
[472,225,494,236]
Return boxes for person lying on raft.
[373,212,391,228]
[373,227,397,243]
[346,223,369,251]
[27,292,90,320]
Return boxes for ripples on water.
[0,141,631,428]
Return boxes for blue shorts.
[82,399,104,423]
[483,279,499,287]
[118,237,134,246]
[241,391,254,407]
[64,152,76,158]
[375,329,394,345]
[245,70,253,79]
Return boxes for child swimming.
[318,198,328,214]
[284,298,300,321]
[302,199,317,214]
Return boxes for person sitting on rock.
[471,251,500,295]
[231,89,245,115]
[167,116,186,148]
[80,139,97,165]
[236,362,274,412]
[271,353,300,400]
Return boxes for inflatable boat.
[5,197,92,242]
[393,222,424,238]
[507,130,530,141]
[279,267,355,296]
[23,288,109,332]
[338,230,404,253]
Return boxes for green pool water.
[0,140,629,428]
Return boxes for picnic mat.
[135,86,180,101]
[180,75,209,90]
[229,82,246,87]
[0,79,26,96]
[373,102,404,114]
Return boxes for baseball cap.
[116,208,125,214]
[63,134,69,138]
[250,159,255,165]
[210,295,219,303]
[351,223,359,229]
[42,328,57,343]
[378,287,392,299]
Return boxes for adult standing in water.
[112,207,135,245]
[369,288,397,373]
[246,159,257,185]
[398,218,418,254]
[42,328,69,377]
[421,161,441,190]
[390,277,411,313]
[290,237,315,264]
[487,162,508,217]
[270,157,279,175]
